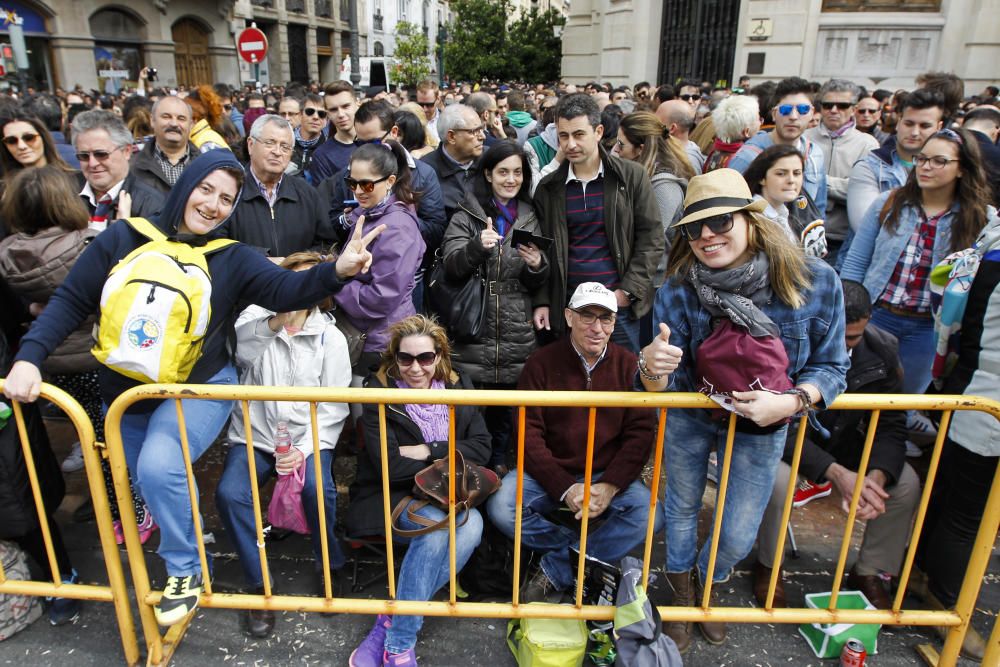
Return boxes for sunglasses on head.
[820,101,852,111]
[776,103,812,116]
[345,173,392,193]
[681,212,735,242]
[3,132,39,146]
[396,351,437,367]
[304,107,328,118]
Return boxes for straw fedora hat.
[672,168,768,228]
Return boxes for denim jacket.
[840,190,957,304]
[653,257,848,409]
[728,131,828,219]
[846,139,911,232]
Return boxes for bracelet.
[637,350,663,381]
[783,387,813,414]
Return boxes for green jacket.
[532,146,663,335]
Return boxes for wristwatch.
[637,350,662,381]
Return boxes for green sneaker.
[155,573,203,626]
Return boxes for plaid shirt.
[153,144,192,186]
[878,209,945,313]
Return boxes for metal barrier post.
[0,381,140,665]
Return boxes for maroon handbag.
[390,450,501,537]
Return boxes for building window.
[315,0,332,17]
[398,0,407,21]
[90,8,144,93]
[374,41,384,56]
[374,12,383,31]
[422,0,430,28]
[821,0,940,10]
[286,0,306,12]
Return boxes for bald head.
[656,100,695,140]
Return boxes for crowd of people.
[0,68,998,665]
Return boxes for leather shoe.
[695,576,727,645]
[663,571,694,654]
[927,590,986,662]
[244,607,275,638]
[845,569,892,610]
[752,562,787,608]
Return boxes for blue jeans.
[662,409,786,583]
[385,500,483,653]
[870,307,935,395]
[215,445,346,588]
[116,364,237,576]
[487,472,661,590]
[611,307,640,353]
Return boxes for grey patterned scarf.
[688,252,780,338]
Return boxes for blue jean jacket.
[653,257,849,409]
[840,191,958,304]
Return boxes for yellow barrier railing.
[0,381,140,666]
[102,386,1000,667]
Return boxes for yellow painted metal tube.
[447,405,457,606]
[894,410,952,611]
[573,407,597,609]
[982,605,999,667]
[240,399,271,597]
[377,404,397,599]
[174,399,212,597]
[641,408,668,588]
[829,408,881,610]
[11,402,61,584]
[309,402,332,601]
[512,407,526,606]
[702,413,737,607]
[767,414,809,609]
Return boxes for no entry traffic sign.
[237,27,268,64]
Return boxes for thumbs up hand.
[480,216,502,250]
[639,323,684,382]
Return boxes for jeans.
[384,500,483,653]
[917,438,999,607]
[610,307,640,353]
[215,445,346,588]
[475,381,514,468]
[487,472,661,590]
[662,409,786,583]
[116,364,237,576]
[870,308,935,395]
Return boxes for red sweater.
[517,336,657,499]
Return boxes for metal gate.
[658,0,741,87]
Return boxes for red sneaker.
[792,479,832,507]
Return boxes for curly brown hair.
[378,315,455,383]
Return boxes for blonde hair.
[279,251,336,312]
[618,111,696,180]
[378,315,455,382]
[666,211,811,308]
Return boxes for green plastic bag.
[798,590,880,659]
[507,603,588,667]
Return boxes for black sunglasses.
[820,101,853,111]
[417,101,437,108]
[396,351,437,367]
[3,132,39,146]
[345,174,392,193]
[304,107,328,119]
[679,94,699,102]
[681,213,735,241]
[75,147,124,162]
[223,104,233,111]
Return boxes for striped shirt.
[565,172,619,292]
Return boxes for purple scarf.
[395,378,450,442]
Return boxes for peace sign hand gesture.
[336,215,387,279]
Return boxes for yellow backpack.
[91,217,236,384]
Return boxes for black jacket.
[532,146,663,333]
[970,129,1000,207]
[80,173,165,220]
[419,144,478,222]
[784,324,907,486]
[345,370,491,538]
[223,166,337,257]
[130,140,198,195]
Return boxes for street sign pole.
[237,23,269,88]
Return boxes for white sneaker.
[907,411,937,445]
[905,440,924,458]
[61,442,85,473]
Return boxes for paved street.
[0,417,994,666]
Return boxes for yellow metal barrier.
[103,386,1000,667]
[0,381,140,666]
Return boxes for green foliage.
[394,21,431,87]
[444,0,565,83]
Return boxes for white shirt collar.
[570,338,609,373]
[565,158,604,185]
[79,178,125,208]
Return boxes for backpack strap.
[200,238,238,255]
[124,216,167,242]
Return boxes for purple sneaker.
[349,614,392,667]
[383,648,418,666]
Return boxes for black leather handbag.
[425,249,487,341]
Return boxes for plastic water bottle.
[274,421,292,474]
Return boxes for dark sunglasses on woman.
[345,174,392,193]
[3,132,40,146]
[681,213,735,241]
[396,351,437,367]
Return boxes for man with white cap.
[487,282,662,602]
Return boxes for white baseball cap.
[568,282,618,313]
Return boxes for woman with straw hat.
[636,168,849,653]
